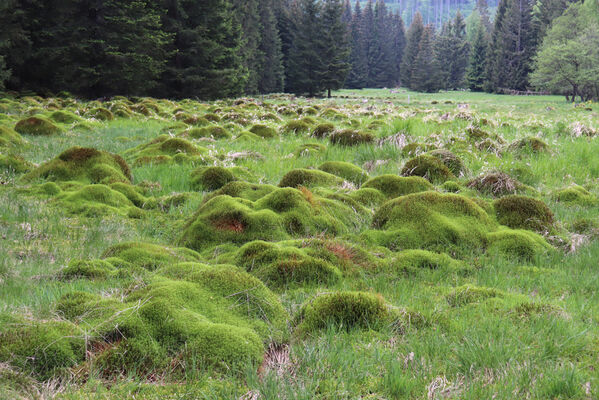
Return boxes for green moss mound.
[249,124,277,138]
[278,168,344,188]
[101,242,201,270]
[14,116,62,136]
[22,147,131,184]
[59,259,117,280]
[349,187,387,207]
[49,110,81,124]
[401,155,455,183]
[202,181,278,203]
[53,263,288,377]
[55,184,139,217]
[0,316,84,380]
[467,172,525,197]
[179,188,350,249]
[294,143,327,157]
[296,291,392,333]
[391,249,470,274]
[85,107,114,121]
[312,123,335,138]
[329,129,374,146]
[191,166,238,191]
[0,154,32,174]
[508,137,549,154]
[236,241,341,287]
[487,229,552,260]
[553,186,596,205]
[427,149,467,177]
[446,285,502,307]
[494,195,554,233]
[318,161,369,185]
[362,175,434,199]
[368,191,495,253]
[183,126,231,139]
[0,126,26,147]
[124,135,207,166]
[282,120,310,134]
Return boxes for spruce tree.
[232,0,262,94]
[368,1,396,87]
[437,12,469,90]
[342,0,353,25]
[484,0,510,92]
[392,12,406,87]
[162,0,246,99]
[411,25,441,92]
[400,12,424,88]
[257,0,284,94]
[346,1,368,88]
[286,0,325,96]
[466,17,488,91]
[320,0,351,97]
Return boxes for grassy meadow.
[0,88,598,399]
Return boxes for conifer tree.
[286,0,325,96]
[232,0,262,94]
[346,1,368,88]
[400,12,424,88]
[435,12,469,89]
[391,12,406,87]
[342,0,353,25]
[368,1,396,87]
[411,25,441,92]
[257,0,284,93]
[466,16,488,91]
[320,0,351,97]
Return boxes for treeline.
[0,0,595,100]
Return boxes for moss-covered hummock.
[329,129,374,146]
[361,175,434,199]
[494,195,554,233]
[0,154,33,173]
[183,126,231,139]
[401,155,455,183]
[101,242,202,270]
[235,241,341,287]
[467,172,525,197]
[427,149,467,177]
[296,291,393,333]
[85,107,114,121]
[21,146,131,184]
[14,116,62,136]
[391,249,471,275]
[249,124,277,138]
[49,110,81,124]
[282,120,310,134]
[124,135,208,166]
[487,229,552,260]
[312,123,335,138]
[553,186,596,205]
[318,161,369,185]
[191,166,239,191]
[279,168,344,188]
[0,126,26,147]
[179,188,351,249]
[508,137,549,154]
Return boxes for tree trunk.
[327,87,331,98]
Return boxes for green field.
[1,89,598,399]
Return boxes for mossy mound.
[553,186,596,205]
[59,259,117,280]
[235,241,341,287]
[427,149,467,177]
[401,155,455,183]
[446,285,503,307]
[124,135,208,166]
[0,126,26,147]
[282,120,310,134]
[85,107,114,121]
[391,249,471,275]
[401,142,436,156]
[202,181,278,203]
[362,175,434,199]
[53,264,288,377]
[179,188,351,249]
[487,229,552,260]
[367,191,495,254]
[0,154,33,174]
[14,116,62,136]
[101,242,201,270]
[55,184,141,217]
[349,187,388,207]
[49,110,81,124]
[318,161,369,185]
[21,147,131,184]
[508,137,549,154]
[279,168,344,188]
[191,166,239,191]
[234,131,262,142]
[183,126,231,139]
[441,180,462,193]
[467,172,525,197]
[329,129,374,146]
[293,143,327,157]
[312,123,336,138]
[494,195,554,233]
[0,315,84,380]
[296,291,393,333]
[249,124,277,138]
